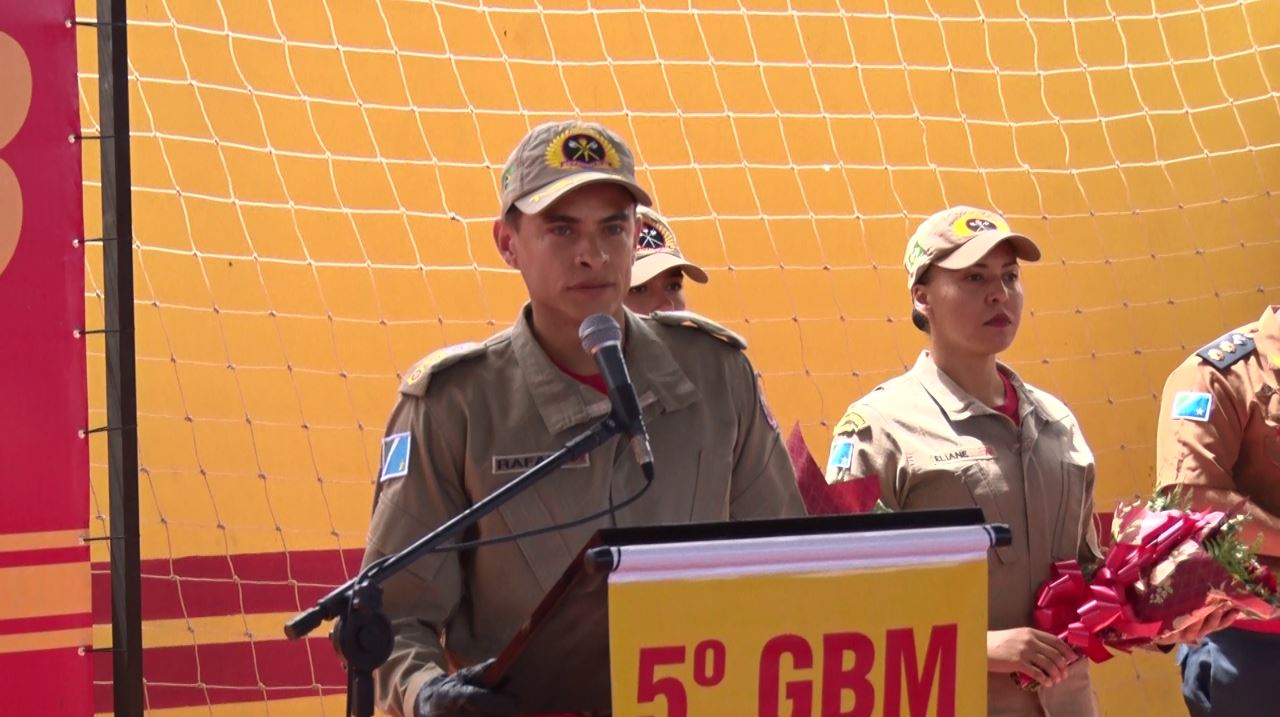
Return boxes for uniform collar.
[910,351,984,420]
[623,309,700,415]
[510,304,698,435]
[1254,305,1280,372]
[909,351,1060,424]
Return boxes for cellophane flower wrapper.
[1015,495,1280,689]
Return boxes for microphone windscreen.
[578,313,622,354]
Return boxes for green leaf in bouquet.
[871,498,895,514]
[1201,515,1280,608]
[1147,485,1192,513]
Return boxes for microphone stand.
[284,414,628,717]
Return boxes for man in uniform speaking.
[364,120,805,717]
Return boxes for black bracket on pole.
[82,425,127,435]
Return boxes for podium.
[483,508,1007,716]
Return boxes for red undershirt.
[551,356,608,395]
[992,370,1019,424]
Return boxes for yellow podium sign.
[609,561,986,717]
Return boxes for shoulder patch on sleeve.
[826,436,855,477]
[649,310,747,350]
[1170,391,1214,422]
[1196,331,1256,371]
[379,432,411,481]
[400,342,486,397]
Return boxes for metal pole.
[96,0,143,713]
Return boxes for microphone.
[578,314,655,479]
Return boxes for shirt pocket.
[957,462,1018,565]
[1052,459,1090,561]
[472,453,585,594]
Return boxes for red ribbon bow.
[1016,506,1223,688]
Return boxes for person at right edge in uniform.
[1156,305,1280,717]
[824,206,1231,716]
[363,120,805,717]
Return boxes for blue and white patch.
[826,438,855,477]
[380,432,411,481]
[1171,391,1214,422]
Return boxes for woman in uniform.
[825,206,1227,716]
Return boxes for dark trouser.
[1178,627,1280,716]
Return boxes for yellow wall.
[77,0,1280,714]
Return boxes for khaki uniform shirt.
[1155,305,1280,623]
[365,306,805,717]
[827,352,1101,717]
[1156,305,1280,510]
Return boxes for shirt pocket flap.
[958,462,1018,565]
[1052,458,1090,561]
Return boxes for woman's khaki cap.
[630,206,708,286]
[903,205,1041,287]
[499,120,652,216]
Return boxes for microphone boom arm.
[283,414,628,717]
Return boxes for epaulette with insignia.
[650,310,747,350]
[1196,330,1256,371]
[399,342,486,397]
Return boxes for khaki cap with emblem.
[499,120,653,216]
[902,205,1042,288]
[631,206,709,286]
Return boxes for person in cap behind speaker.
[624,205,708,315]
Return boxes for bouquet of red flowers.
[1016,491,1279,688]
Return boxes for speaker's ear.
[911,281,930,316]
[493,218,518,269]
